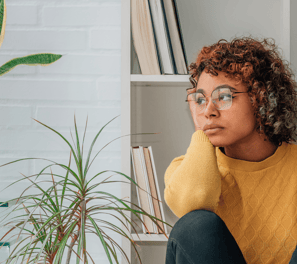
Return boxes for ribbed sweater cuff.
[184,130,214,157]
[191,129,212,143]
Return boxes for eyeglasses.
[185,87,249,113]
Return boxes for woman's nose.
[203,98,219,116]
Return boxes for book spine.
[143,147,165,234]
[162,0,187,74]
[130,147,146,234]
[139,146,158,234]
[147,0,164,74]
[171,0,188,71]
[148,0,175,74]
[148,146,168,235]
[160,0,177,74]
[131,38,142,74]
[131,0,161,75]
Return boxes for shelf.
[131,233,169,242]
[131,74,191,87]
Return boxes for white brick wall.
[0,0,122,263]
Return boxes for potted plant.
[0,1,171,262]
[0,115,171,263]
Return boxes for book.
[131,145,168,235]
[162,0,188,74]
[138,146,158,234]
[142,146,167,234]
[148,146,168,234]
[131,38,141,74]
[148,0,175,74]
[130,146,156,234]
[131,0,161,75]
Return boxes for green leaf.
[88,215,114,264]
[0,115,168,263]
[54,221,78,264]
[73,114,84,182]
[32,118,80,177]
[84,115,120,177]
[61,151,71,208]
[0,53,62,76]
[0,0,6,48]
[0,0,4,34]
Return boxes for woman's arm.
[164,129,222,218]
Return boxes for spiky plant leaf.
[0,53,62,76]
[0,0,6,48]
[0,116,172,263]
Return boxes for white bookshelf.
[131,74,190,85]
[121,0,290,263]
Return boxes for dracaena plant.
[0,115,171,263]
[0,0,62,76]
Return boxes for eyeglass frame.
[185,86,249,112]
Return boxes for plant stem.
[66,230,79,264]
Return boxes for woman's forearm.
[164,130,221,218]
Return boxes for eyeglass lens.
[187,88,232,112]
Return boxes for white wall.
[291,0,297,75]
[0,0,122,262]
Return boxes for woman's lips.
[204,128,224,134]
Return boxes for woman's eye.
[197,98,206,105]
[219,94,232,101]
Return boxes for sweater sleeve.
[164,130,222,218]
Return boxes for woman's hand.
[187,87,203,131]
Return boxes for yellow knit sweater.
[164,130,297,264]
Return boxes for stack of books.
[130,146,168,235]
[131,0,188,75]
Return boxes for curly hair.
[188,35,297,146]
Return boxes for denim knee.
[166,209,247,264]
[168,209,225,246]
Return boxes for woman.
[164,36,297,264]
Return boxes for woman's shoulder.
[285,141,297,160]
[287,141,297,150]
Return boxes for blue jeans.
[165,209,297,264]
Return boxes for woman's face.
[188,70,260,148]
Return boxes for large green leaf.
[0,53,62,76]
[0,0,6,48]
